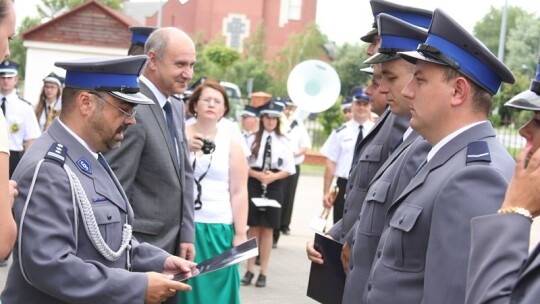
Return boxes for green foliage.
[318,98,344,138]
[473,6,528,55]
[203,44,240,72]
[505,13,540,71]
[9,16,41,80]
[333,43,370,96]
[493,69,533,122]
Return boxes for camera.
[201,138,216,154]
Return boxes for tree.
[473,6,528,56]
[8,16,41,81]
[333,42,370,96]
[505,13,540,72]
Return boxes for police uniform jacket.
[465,214,540,304]
[2,91,41,151]
[1,119,169,303]
[105,79,195,255]
[327,109,408,242]
[342,131,431,303]
[363,122,515,304]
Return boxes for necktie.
[351,125,364,166]
[98,153,113,178]
[1,97,5,117]
[262,135,272,171]
[163,100,180,165]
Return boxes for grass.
[300,163,324,175]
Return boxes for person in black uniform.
[241,99,295,288]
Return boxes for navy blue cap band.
[384,12,431,29]
[65,70,140,91]
[425,34,501,94]
[131,32,148,45]
[381,35,424,52]
[536,64,540,81]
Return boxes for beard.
[89,107,128,152]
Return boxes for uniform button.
[399,217,404,224]
[344,208,348,214]
[372,192,376,197]
[367,282,372,291]
[352,239,355,245]
[341,234,345,239]
[348,184,352,190]
[107,213,112,220]
[377,250,382,258]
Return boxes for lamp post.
[497,0,508,62]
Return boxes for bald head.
[145,27,194,59]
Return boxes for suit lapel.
[140,83,181,176]
[47,121,127,212]
[368,131,419,187]
[390,122,495,209]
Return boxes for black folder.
[307,233,345,304]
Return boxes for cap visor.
[398,50,448,66]
[504,90,540,111]
[360,28,377,43]
[360,66,374,75]
[364,53,399,64]
[260,111,281,117]
[109,91,154,105]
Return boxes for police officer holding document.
[0,56,196,304]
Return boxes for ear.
[146,50,158,71]
[450,76,469,107]
[78,91,95,116]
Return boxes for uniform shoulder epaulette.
[44,142,67,166]
[290,119,298,130]
[466,141,491,164]
[17,95,32,106]
[335,124,347,133]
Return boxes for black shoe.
[281,227,290,235]
[272,240,277,249]
[255,274,266,287]
[241,271,254,285]
[255,256,260,266]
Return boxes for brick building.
[140,0,317,58]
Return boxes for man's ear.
[146,50,158,71]
[78,91,94,116]
[450,76,469,107]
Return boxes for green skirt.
[179,222,240,304]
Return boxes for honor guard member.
[341,96,353,122]
[128,25,157,56]
[320,87,374,224]
[339,14,433,303]
[363,9,516,304]
[1,56,196,304]
[274,98,312,243]
[322,1,431,244]
[465,57,540,304]
[0,59,41,177]
[240,104,259,137]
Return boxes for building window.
[289,0,302,20]
[223,14,250,51]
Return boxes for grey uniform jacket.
[328,108,409,242]
[466,214,540,304]
[364,122,515,304]
[342,132,431,304]
[105,82,195,254]
[1,120,169,303]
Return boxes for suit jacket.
[327,109,409,242]
[1,120,169,303]
[342,132,431,303]
[105,82,195,255]
[364,122,515,304]
[466,214,540,304]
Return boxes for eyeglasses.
[88,91,137,121]
[199,98,223,105]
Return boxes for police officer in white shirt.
[320,88,374,223]
[0,60,41,177]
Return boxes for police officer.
[128,25,157,56]
[240,104,259,138]
[364,9,515,304]
[0,56,196,304]
[320,88,374,224]
[341,96,353,122]
[0,59,41,177]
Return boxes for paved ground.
[2,171,540,304]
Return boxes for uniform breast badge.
[10,122,19,133]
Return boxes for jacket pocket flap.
[366,179,391,203]
[360,144,383,162]
[389,203,422,232]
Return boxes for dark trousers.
[9,150,22,178]
[333,177,348,224]
[274,165,301,243]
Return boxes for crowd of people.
[1,0,540,303]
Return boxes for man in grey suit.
[1,56,196,304]
[105,27,196,268]
[465,62,540,304]
[363,9,515,304]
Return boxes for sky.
[14,0,540,45]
